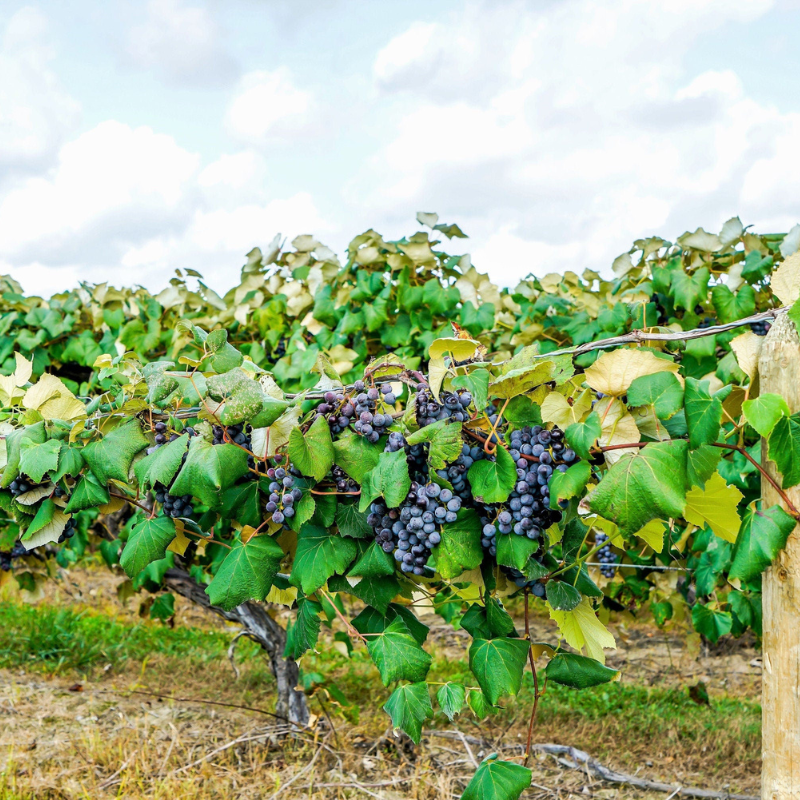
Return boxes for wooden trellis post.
[759,312,800,800]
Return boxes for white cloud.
[127,0,238,86]
[0,7,79,176]
[226,69,312,143]
[353,0,790,283]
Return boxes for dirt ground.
[0,565,763,799]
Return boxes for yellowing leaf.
[265,584,299,606]
[585,349,679,397]
[12,354,32,387]
[540,390,592,428]
[684,471,743,543]
[429,337,480,362]
[23,374,87,421]
[167,526,192,556]
[730,331,763,382]
[595,397,641,465]
[633,519,666,553]
[770,251,800,306]
[266,406,302,458]
[549,597,616,664]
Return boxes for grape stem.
[523,589,541,766]
[309,489,361,496]
[108,491,152,516]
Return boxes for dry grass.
[0,565,763,799]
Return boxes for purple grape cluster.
[331,465,358,493]
[385,431,427,479]
[368,481,462,575]
[502,565,547,596]
[479,425,573,553]
[415,386,472,427]
[146,421,197,457]
[212,423,250,447]
[9,478,40,498]
[352,381,396,443]
[265,465,302,527]
[595,532,618,578]
[750,320,771,336]
[436,442,486,502]
[155,484,194,519]
[0,540,27,571]
[57,516,77,544]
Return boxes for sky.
[1,0,800,295]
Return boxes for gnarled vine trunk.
[163,566,309,726]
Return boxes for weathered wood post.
[759,312,800,799]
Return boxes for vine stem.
[108,490,151,516]
[318,588,369,643]
[596,440,800,521]
[310,489,361,496]
[523,589,540,766]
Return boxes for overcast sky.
[1,0,799,295]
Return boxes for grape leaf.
[288,415,335,482]
[65,473,110,512]
[468,637,530,705]
[120,516,177,577]
[352,603,430,645]
[21,499,69,549]
[711,284,755,323]
[332,430,381,483]
[366,617,432,685]
[691,605,732,644]
[495,534,539,572]
[405,419,463,471]
[134,434,190,491]
[206,535,284,611]
[290,523,357,594]
[545,581,582,611]
[588,441,688,537]
[19,439,61,483]
[729,505,796,582]
[220,481,262,528]
[451,368,490,413]
[335,500,372,539]
[51,444,85,483]
[544,653,619,688]
[684,378,731,449]
[564,412,601,460]
[169,437,249,508]
[686,444,722,489]
[383,683,433,744]
[467,446,516,504]
[684,471,743,543]
[349,540,395,577]
[548,461,591,508]
[627,372,684,419]
[284,597,322,659]
[360,448,410,509]
[1,422,46,487]
[82,419,149,485]
[437,683,466,721]
[330,573,400,614]
[743,393,791,438]
[434,509,483,579]
[768,413,800,488]
[461,758,532,800]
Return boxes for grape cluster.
[385,431,427,480]
[351,381,396,443]
[146,421,197,457]
[415,386,472,427]
[595,532,618,578]
[274,337,287,359]
[57,516,77,544]
[368,481,462,575]
[436,443,485,502]
[697,316,716,330]
[312,389,354,435]
[750,320,771,336]
[502,565,547,597]
[212,423,250,447]
[265,466,302,527]
[330,465,358,493]
[9,478,40,498]
[155,484,194,519]
[480,425,572,551]
[0,541,27,571]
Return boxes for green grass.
[0,601,260,674]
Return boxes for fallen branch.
[427,732,757,800]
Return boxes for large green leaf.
[290,524,357,594]
[461,758,532,800]
[547,460,591,508]
[18,439,61,483]
[169,437,250,508]
[120,516,177,577]
[330,573,400,614]
[451,369,490,413]
[205,535,284,611]
[2,422,46,488]
[383,683,433,744]
[564,412,601,460]
[52,444,85,483]
[544,653,619,688]
[352,603,429,645]
[405,419,463,471]
[284,597,322,659]
[434,509,483,579]
[349,540,395,577]
[288,415,335,482]
[360,448,410,509]
[83,419,149,485]
[495,535,539,572]
[711,284,755,323]
[220,481,262,527]
[332,431,381,484]
[670,267,709,311]
[468,637,530,705]
[65,473,110,512]
[729,505,796,582]
[134,434,190,491]
[627,372,684,419]
[467,446,516,504]
[366,617,432,685]
[437,683,466,721]
[768,413,800,489]
[686,444,722,489]
[691,605,732,644]
[335,500,373,539]
[684,378,730,449]
[588,441,688,537]
[743,393,791,438]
